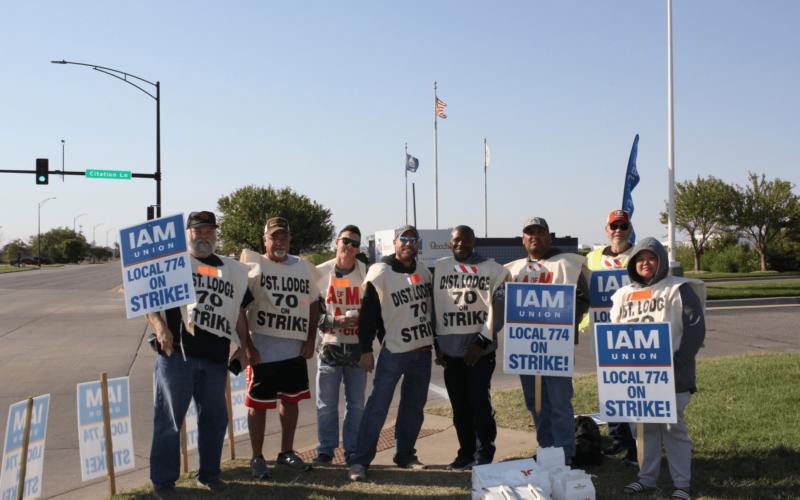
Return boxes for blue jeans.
[351,349,431,467]
[150,353,229,489]
[316,358,367,457]
[520,374,575,462]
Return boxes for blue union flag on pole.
[622,134,640,243]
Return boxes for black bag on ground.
[572,415,604,467]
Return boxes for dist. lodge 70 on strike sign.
[119,213,195,319]
[503,282,576,377]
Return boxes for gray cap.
[522,217,549,232]
[395,225,421,239]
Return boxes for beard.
[188,237,215,258]
[273,248,287,258]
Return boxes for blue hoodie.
[626,237,706,393]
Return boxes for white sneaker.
[401,459,428,470]
[349,463,366,481]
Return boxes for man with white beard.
[146,211,258,500]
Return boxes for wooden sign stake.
[226,371,236,460]
[534,376,542,418]
[180,419,189,473]
[100,373,117,496]
[637,423,645,469]
[15,397,34,500]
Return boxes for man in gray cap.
[348,225,434,481]
[504,217,590,465]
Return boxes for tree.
[660,175,738,271]
[217,185,335,256]
[726,172,800,272]
[28,227,88,264]
[62,239,89,263]
[6,239,29,266]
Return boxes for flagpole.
[405,143,408,225]
[667,0,680,275]
[484,138,488,238]
[434,81,439,230]
[412,183,418,227]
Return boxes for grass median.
[706,280,800,300]
[113,353,799,499]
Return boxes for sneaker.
[152,486,181,500]
[475,457,492,467]
[196,478,228,493]
[251,456,272,479]
[313,453,334,464]
[400,459,428,470]
[603,443,626,456]
[349,463,366,481]
[447,456,477,470]
[277,450,312,471]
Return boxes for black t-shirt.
[162,254,254,364]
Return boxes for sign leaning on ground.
[595,322,677,424]
[85,169,132,180]
[119,213,195,319]
[77,377,135,481]
[503,282,576,376]
[0,395,50,500]
[183,372,248,451]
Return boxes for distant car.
[20,257,52,265]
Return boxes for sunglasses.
[398,236,421,244]
[339,237,361,248]
[609,223,630,231]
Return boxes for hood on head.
[626,237,669,286]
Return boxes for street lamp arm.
[51,60,157,93]
[91,67,156,100]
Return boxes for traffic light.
[147,206,154,220]
[36,159,49,185]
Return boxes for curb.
[702,275,800,283]
[707,296,800,308]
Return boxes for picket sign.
[119,213,195,320]
[594,322,677,469]
[1,395,50,500]
[504,283,576,420]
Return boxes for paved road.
[0,264,798,499]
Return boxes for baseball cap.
[264,217,290,235]
[394,225,421,239]
[522,217,549,232]
[607,210,630,225]
[186,211,218,229]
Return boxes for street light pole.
[93,223,104,247]
[52,60,161,218]
[61,140,65,182]
[106,228,116,262]
[38,197,56,267]
[74,213,87,233]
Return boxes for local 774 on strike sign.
[503,283,576,376]
[119,213,195,318]
[588,269,631,325]
[594,323,677,424]
[0,395,50,500]
[76,377,135,481]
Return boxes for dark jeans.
[442,352,497,462]
[609,422,636,453]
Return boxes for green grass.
[706,280,800,300]
[693,272,800,280]
[114,354,800,499]
[0,264,64,273]
[428,353,800,499]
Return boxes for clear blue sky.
[1,1,798,250]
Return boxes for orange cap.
[607,210,630,225]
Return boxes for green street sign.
[85,169,132,180]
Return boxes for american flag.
[436,98,447,119]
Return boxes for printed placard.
[0,395,50,500]
[503,283,576,376]
[595,323,677,424]
[183,372,248,451]
[77,377,135,481]
[588,269,630,325]
[119,213,195,319]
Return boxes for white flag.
[485,144,491,167]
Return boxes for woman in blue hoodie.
[609,237,706,500]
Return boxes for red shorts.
[245,356,311,409]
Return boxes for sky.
[1,1,798,250]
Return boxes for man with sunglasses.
[313,225,367,465]
[240,217,323,478]
[579,209,637,464]
[349,225,434,481]
[504,217,590,466]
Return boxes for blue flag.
[622,135,640,243]
[406,154,419,172]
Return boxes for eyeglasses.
[398,236,421,244]
[609,223,630,231]
[267,236,289,243]
[339,237,361,248]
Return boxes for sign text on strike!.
[504,282,576,377]
[595,323,677,424]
